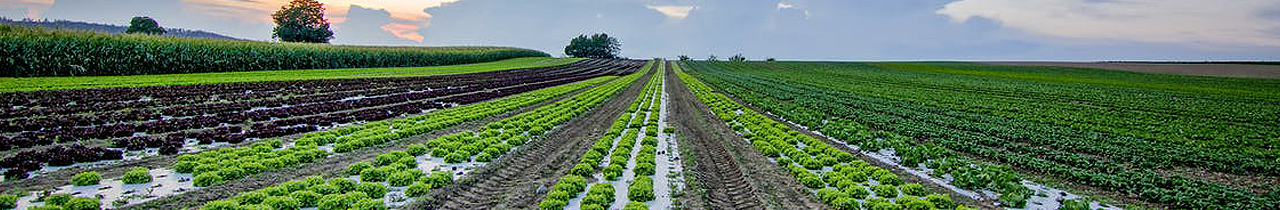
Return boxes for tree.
[677,55,690,61]
[564,33,621,59]
[707,55,718,61]
[271,0,333,43]
[125,17,165,35]
[728,53,747,62]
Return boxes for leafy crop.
[70,171,101,186]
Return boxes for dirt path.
[985,62,1280,79]
[665,62,824,210]
[116,77,620,210]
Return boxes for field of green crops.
[0,25,550,77]
[0,57,583,92]
[682,61,1280,209]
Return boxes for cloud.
[0,0,52,18]
[179,0,459,42]
[937,0,1280,47]
[381,22,424,42]
[646,5,695,19]
[776,2,795,10]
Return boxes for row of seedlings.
[673,63,974,210]
[190,60,650,209]
[8,77,615,209]
[539,60,663,210]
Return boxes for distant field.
[0,57,583,92]
[986,62,1280,78]
[684,61,1280,209]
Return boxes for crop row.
[674,63,973,210]
[168,76,616,187]
[0,60,628,149]
[683,61,1277,209]
[1,62,639,180]
[189,59,650,210]
[0,25,549,77]
[540,60,664,210]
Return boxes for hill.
[0,18,244,41]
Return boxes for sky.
[2,0,1279,61]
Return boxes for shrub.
[193,173,224,187]
[262,196,300,210]
[899,183,927,196]
[71,172,101,186]
[356,182,387,198]
[43,193,74,206]
[203,200,240,210]
[0,194,17,209]
[121,167,152,184]
[235,191,268,204]
[63,197,100,210]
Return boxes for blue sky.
[3,0,1279,60]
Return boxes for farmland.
[1,26,1278,210]
[2,53,1278,210]
[680,61,1280,209]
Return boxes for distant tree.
[678,55,690,61]
[271,0,334,43]
[766,58,776,62]
[707,55,718,61]
[728,53,746,62]
[125,17,165,35]
[564,33,621,59]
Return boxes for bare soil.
[985,62,1280,79]
[665,62,824,210]
[414,63,654,210]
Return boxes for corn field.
[0,25,549,77]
